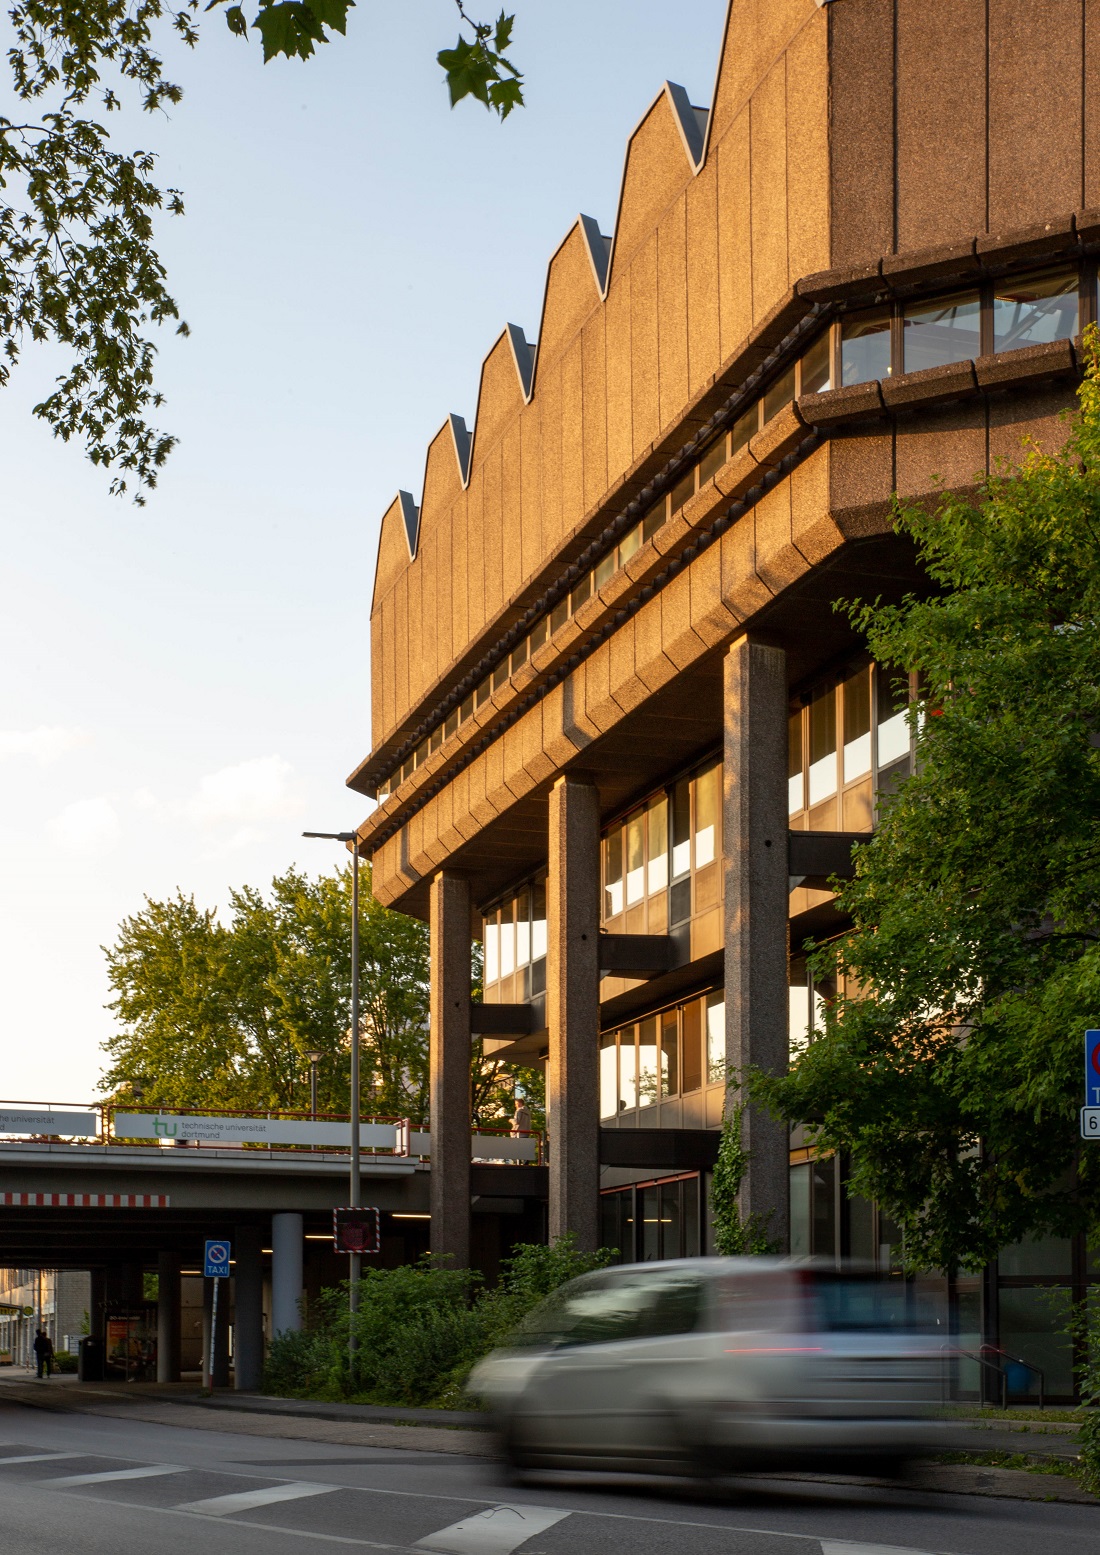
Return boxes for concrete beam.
[598,933,677,976]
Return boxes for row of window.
[378,264,1084,801]
[601,1175,703,1265]
[599,991,725,1119]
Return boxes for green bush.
[262,1236,614,1408]
[52,1350,78,1373]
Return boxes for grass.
[935,1449,1080,1479]
[939,1405,1080,1426]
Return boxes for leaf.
[303,0,355,36]
[225,6,248,36]
[488,75,523,119]
[252,1,327,62]
[493,10,515,51]
[437,35,493,109]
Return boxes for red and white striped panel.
[0,1193,170,1208]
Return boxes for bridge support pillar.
[156,1250,181,1383]
[233,1224,264,1390]
[89,1268,107,1341]
[271,1211,303,1335]
[202,1273,230,1388]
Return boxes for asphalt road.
[0,1397,1094,1555]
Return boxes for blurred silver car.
[469,1258,945,1479]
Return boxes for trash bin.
[77,1336,104,1383]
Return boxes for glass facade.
[599,989,725,1127]
[600,1173,702,1263]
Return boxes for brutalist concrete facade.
[352,1,1098,1355]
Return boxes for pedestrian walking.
[33,1328,53,1379]
[510,1096,531,1137]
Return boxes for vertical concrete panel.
[581,314,608,514]
[895,406,986,501]
[539,363,564,555]
[156,1250,181,1384]
[1086,0,1100,207]
[723,637,790,1251]
[658,194,690,437]
[717,110,753,361]
[500,423,523,605]
[896,0,986,250]
[394,572,410,731]
[829,0,895,264]
[465,479,486,643]
[630,238,660,458]
[232,1224,264,1391]
[784,14,830,283]
[604,277,633,485]
[547,776,601,1250]
[686,162,720,397]
[271,1212,304,1335]
[407,535,427,708]
[451,492,469,659]
[750,62,790,320]
[482,447,504,623]
[561,338,585,533]
[520,395,543,583]
[710,0,820,143]
[988,0,1083,231]
[430,871,472,1267]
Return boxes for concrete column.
[723,635,790,1252]
[429,870,472,1268]
[201,1275,230,1388]
[156,1251,181,1383]
[547,774,601,1251]
[89,1268,107,1340]
[270,1212,304,1335]
[233,1225,264,1391]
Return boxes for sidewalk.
[0,1370,1093,1502]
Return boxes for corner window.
[840,307,892,385]
[902,290,980,372]
[993,270,1079,353]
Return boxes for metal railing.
[941,1341,1045,1408]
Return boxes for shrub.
[262,1236,615,1407]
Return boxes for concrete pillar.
[233,1225,264,1391]
[547,774,601,1252]
[156,1250,181,1383]
[89,1268,107,1341]
[201,1275,230,1388]
[270,1212,303,1335]
[429,870,472,1268]
[723,635,791,1252]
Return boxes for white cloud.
[49,796,121,857]
[0,726,89,763]
[185,755,301,828]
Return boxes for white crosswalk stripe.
[0,1453,81,1466]
[821,1543,933,1555]
[47,1464,188,1487]
[174,1481,339,1517]
[417,1503,572,1555]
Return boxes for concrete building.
[351,1,1100,1398]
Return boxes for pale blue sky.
[0,0,728,1101]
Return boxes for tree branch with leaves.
[2,0,523,499]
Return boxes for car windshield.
[508,1268,704,1349]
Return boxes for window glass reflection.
[660,1010,679,1097]
[671,778,691,878]
[902,290,980,371]
[808,687,837,803]
[993,270,1078,353]
[694,763,719,867]
[618,1029,637,1111]
[789,959,811,1059]
[599,1032,618,1120]
[876,665,910,767]
[841,308,892,385]
[647,797,668,894]
[800,330,831,395]
[515,889,530,968]
[604,827,624,917]
[484,916,499,984]
[762,364,796,422]
[706,993,725,1082]
[842,669,872,781]
[499,908,515,978]
[638,1017,659,1106]
[532,879,547,960]
[625,811,645,906]
[788,710,804,814]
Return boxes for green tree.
[2,1,523,500]
[102,860,541,1126]
[709,1103,779,1256]
[757,336,1100,1273]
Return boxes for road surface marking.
[822,1544,933,1555]
[417,1503,572,1555]
[47,1464,188,1487]
[0,1453,81,1466]
[175,1481,339,1516]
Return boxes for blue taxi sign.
[204,1240,231,1278]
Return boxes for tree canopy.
[757,336,1100,1273]
[1,1,523,500]
[101,861,542,1127]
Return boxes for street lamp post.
[303,829,362,1362]
[306,1051,323,1120]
